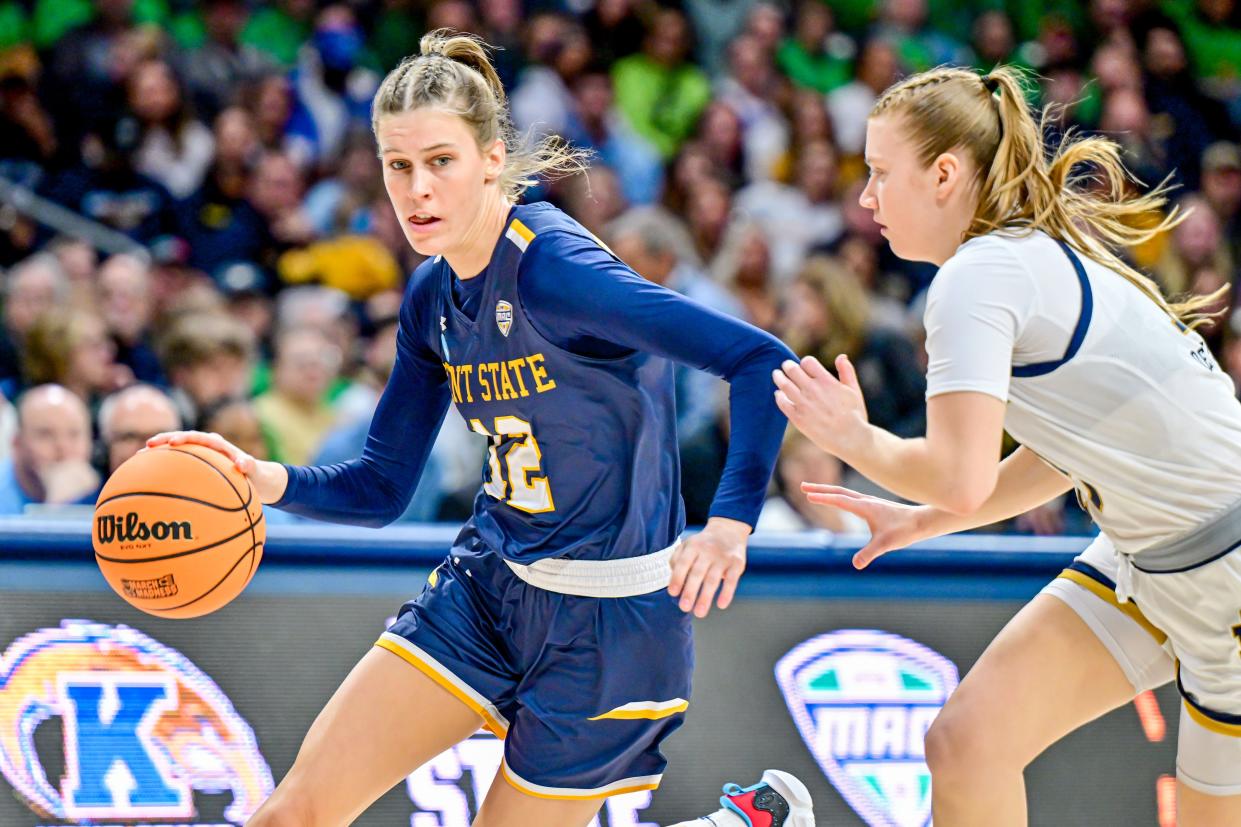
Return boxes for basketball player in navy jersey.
[151,30,813,827]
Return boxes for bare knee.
[246,788,315,827]
[925,702,1008,783]
[247,809,303,827]
[925,710,969,781]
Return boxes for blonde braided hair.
[873,64,1221,327]
[372,29,589,201]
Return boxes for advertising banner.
[1,559,1178,826]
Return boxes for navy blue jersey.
[432,205,680,562]
[274,203,793,564]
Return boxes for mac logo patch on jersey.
[496,301,513,337]
[775,629,959,827]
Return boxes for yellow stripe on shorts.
[499,761,662,800]
[1183,699,1241,738]
[588,698,689,721]
[375,635,509,738]
[1056,568,1168,644]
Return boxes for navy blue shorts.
[377,541,694,798]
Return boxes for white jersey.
[923,230,1241,553]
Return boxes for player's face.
[858,115,942,262]
[377,108,506,258]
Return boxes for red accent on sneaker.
[726,790,775,827]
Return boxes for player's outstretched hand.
[802,482,929,570]
[773,355,869,459]
[145,430,289,504]
[668,517,749,618]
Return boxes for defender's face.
[377,108,505,258]
[858,116,941,263]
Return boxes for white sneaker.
[664,769,815,827]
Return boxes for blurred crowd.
[0,0,1237,535]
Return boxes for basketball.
[93,443,266,619]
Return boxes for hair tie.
[982,75,1000,94]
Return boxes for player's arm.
[778,377,1007,514]
[518,231,795,616]
[152,279,450,527]
[904,444,1073,535]
[806,445,1073,568]
[776,240,1032,515]
[270,308,451,527]
[519,232,794,528]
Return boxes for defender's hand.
[802,482,930,569]
[773,355,870,460]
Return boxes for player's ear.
[483,139,506,183]
[933,151,963,201]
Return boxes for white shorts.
[1041,535,1241,795]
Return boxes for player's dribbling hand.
[773,355,869,460]
[801,483,930,569]
[668,516,749,618]
[145,431,289,505]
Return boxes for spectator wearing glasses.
[98,383,182,474]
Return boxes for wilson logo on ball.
[96,513,194,544]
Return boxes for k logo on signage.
[0,620,273,824]
[775,629,959,827]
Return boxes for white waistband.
[503,540,680,598]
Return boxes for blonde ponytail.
[373,29,590,201]
[873,64,1222,328]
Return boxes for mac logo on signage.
[776,629,960,827]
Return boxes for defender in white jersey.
[773,64,1241,825]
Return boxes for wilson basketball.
[93,444,265,619]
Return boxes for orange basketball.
[93,443,266,619]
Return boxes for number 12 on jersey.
[470,416,556,514]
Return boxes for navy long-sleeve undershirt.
[274,230,794,529]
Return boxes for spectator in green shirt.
[179,0,275,120]
[612,8,712,160]
[240,0,314,68]
[371,0,424,73]
[777,1,854,95]
[0,2,29,50]
[971,10,1022,71]
[1163,0,1241,83]
[871,0,971,73]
